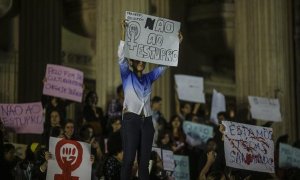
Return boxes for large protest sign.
[222,121,275,173]
[124,11,181,66]
[210,89,226,125]
[279,143,300,168]
[46,137,91,180]
[248,96,282,122]
[175,75,205,103]
[183,121,213,147]
[43,64,84,102]
[173,155,190,180]
[0,102,43,134]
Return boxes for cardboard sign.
[0,102,44,134]
[183,121,213,147]
[151,147,175,172]
[248,96,282,122]
[46,137,92,180]
[175,75,205,103]
[222,121,275,173]
[124,11,181,66]
[43,64,84,102]
[279,143,300,168]
[210,89,226,125]
[173,155,190,180]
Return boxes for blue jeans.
[121,112,154,180]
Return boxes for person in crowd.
[107,117,122,137]
[3,143,17,179]
[83,90,106,136]
[168,115,186,154]
[151,96,167,146]
[41,95,72,124]
[156,130,173,150]
[103,131,123,180]
[107,84,124,121]
[175,92,200,121]
[43,109,63,145]
[149,150,170,180]
[118,19,182,180]
[63,119,77,140]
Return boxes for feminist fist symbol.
[54,139,83,180]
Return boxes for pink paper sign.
[0,102,44,134]
[43,64,84,102]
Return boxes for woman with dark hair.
[83,91,106,136]
[168,115,186,154]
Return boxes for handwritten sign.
[124,11,181,66]
[43,64,84,102]
[210,89,226,125]
[222,121,275,173]
[173,155,190,180]
[279,143,300,168]
[162,149,175,171]
[175,75,205,103]
[183,121,213,147]
[0,102,43,134]
[248,96,282,122]
[46,137,91,180]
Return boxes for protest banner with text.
[124,11,181,66]
[222,121,275,173]
[173,155,190,180]
[43,64,84,102]
[0,102,43,134]
[248,96,282,122]
[175,74,205,103]
[46,137,91,180]
[279,143,300,169]
[183,121,213,147]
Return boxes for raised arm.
[118,20,130,78]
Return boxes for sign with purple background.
[0,102,43,134]
[222,121,275,173]
[43,64,84,102]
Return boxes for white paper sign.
[162,149,175,171]
[46,137,91,180]
[279,143,300,168]
[173,155,190,180]
[183,121,213,147]
[210,89,226,125]
[175,74,205,103]
[248,96,282,122]
[222,121,275,173]
[124,11,181,66]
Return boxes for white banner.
[175,74,205,103]
[46,137,91,180]
[210,89,226,124]
[222,121,275,173]
[279,143,300,168]
[124,11,181,66]
[248,96,282,122]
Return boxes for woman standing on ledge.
[118,20,183,180]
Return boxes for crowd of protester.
[0,84,299,180]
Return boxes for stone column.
[19,0,62,102]
[95,0,149,109]
[235,0,296,141]
[149,0,172,119]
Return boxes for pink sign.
[0,102,44,134]
[43,64,84,102]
